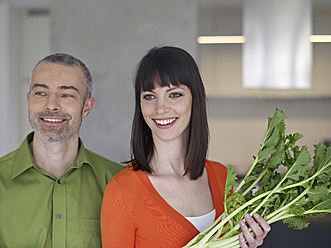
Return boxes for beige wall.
[208,117,331,175]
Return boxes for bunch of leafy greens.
[183,108,331,248]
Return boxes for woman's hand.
[238,213,271,248]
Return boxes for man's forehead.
[32,63,85,84]
[30,63,87,96]
[34,62,83,74]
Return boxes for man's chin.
[40,135,65,143]
[35,131,67,143]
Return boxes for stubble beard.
[28,111,82,143]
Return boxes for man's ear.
[82,97,95,118]
[27,92,30,102]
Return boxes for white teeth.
[43,118,64,122]
[155,118,176,125]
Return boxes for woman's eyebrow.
[167,86,184,92]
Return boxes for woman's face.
[140,84,192,144]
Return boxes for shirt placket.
[52,177,67,248]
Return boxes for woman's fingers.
[238,232,249,248]
[253,213,271,240]
[239,216,258,247]
[239,213,271,248]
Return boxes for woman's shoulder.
[105,165,143,195]
[205,159,228,182]
[205,159,227,172]
[111,165,138,182]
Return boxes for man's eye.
[35,91,46,96]
[170,92,183,98]
[62,94,73,98]
[143,94,155,100]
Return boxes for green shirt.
[0,132,124,248]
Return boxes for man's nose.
[45,94,61,112]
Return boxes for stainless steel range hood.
[243,0,312,89]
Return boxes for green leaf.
[307,186,329,202]
[313,143,327,171]
[314,145,331,169]
[282,216,309,230]
[267,108,287,131]
[260,172,282,192]
[285,146,311,182]
[263,126,280,149]
[289,204,306,216]
[224,165,238,199]
[312,145,331,184]
[311,194,331,212]
[286,133,304,148]
[257,147,276,162]
[268,140,285,169]
[261,194,279,210]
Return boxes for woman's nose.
[156,99,169,115]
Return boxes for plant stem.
[266,187,310,220]
[242,169,267,196]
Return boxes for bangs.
[136,49,190,93]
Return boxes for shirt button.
[57,179,62,184]
[57,213,62,219]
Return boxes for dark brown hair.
[130,46,209,180]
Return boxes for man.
[0,53,123,247]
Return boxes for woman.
[101,46,270,248]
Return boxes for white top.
[185,209,216,232]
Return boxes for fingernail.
[253,213,260,219]
[240,221,245,227]
[244,213,251,219]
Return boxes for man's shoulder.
[0,149,18,165]
[0,133,32,167]
[0,149,19,179]
[84,148,124,172]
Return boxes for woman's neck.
[150,136,188,177]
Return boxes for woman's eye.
[170,92,183,98]
[143,94,155,100]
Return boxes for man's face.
[27,62,95,143]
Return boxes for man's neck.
[29,134,80,179]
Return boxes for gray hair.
[29,53,92,100]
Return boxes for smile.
[154,118,177,126]
[42,118,65,123]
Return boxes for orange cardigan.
[101,160,227,248]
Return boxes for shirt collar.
[11,132,97,179]
[72,138,97,175]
